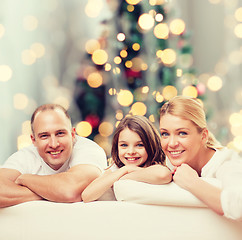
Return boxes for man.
[0,104,107,207]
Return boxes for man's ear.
[31,134,36,145]
[71,127,76,139]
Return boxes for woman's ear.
[201,128,209,145]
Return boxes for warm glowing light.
[99,122,114,137]
[17,135,32,150]
[85,0,103,18]
[13,93,29,110]
[229,50,241,65]
[85,39,100,54]
[117,33,126,41]
[109,88,117,95]
[229,112,242,126]
[155,92,164,103]
[131,57,144,72]
[114,56,122,64]
[0,24,5,38]
[138,13,155,30]
[0,65,12,82]
[154,23,169,39]
[207,76,223,91]
[117,89,134,106]
[142,86,149,93]
[208,0,221,4]
[23,15,38,31]
[170,19,185,35]
[76,121,92,137]
[92,49,108,65]
[116,111,123,120]
[162,86,177,100]
[104,63,112,71]
[83,66,96,79]
[31,43,45,58]
[22,49,36,65]
[125,60,133,68]
[176,69,183,77]
[149,0,165,5]
[132,43,140,51]
[53,97,70,110]
[127,5,134,12]
[235,8,242,22]
[155,13,164,22]
[234,23,242,38]
[22,121,32,135]
[160,48,176,66]
[87,72,103,88]
[233,136,242,151]
[126,0,142,4]
[182,85,198,98]
[130,102,147,115]
[113,67,121,74]
[120,50,128,58]
[149,114,155,123]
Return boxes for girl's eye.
[160,132,169,137]
[137,143,144,147]
[120,143,128,147]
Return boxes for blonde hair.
[160,96,223,150]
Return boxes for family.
[0,95,242,221]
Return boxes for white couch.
[1,179,242,240]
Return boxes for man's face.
[31,109,75,170]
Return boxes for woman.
[159,95,242,221]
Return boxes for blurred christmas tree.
[74,0,206,155]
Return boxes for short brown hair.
[31,104,71,135]
[111,115,166,168]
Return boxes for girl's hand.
[173,164,199,190]
[123,165,141,174]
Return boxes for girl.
[82,115,172,202]
[159,95,242,220]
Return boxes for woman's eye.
[179,131,187,136]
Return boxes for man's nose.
[49,136,60,148]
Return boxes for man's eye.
[39,135,48,139]
[57,132,65,136]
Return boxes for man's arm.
[0,168,42,208]
[15,164,101,203]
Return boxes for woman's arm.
[120,164,172,184]
[173,164,223,215]
[81,166,137,203]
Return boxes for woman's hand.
[173,163,199,190]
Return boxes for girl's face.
[118,128,148,166]
[159,114,206,168]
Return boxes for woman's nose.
[168,136,179,147]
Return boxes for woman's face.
[118,128,148,166]
[159,114,206,167]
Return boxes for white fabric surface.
[1,135,107,174]
[114,178,221,207]
[0,201,242,240]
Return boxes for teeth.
[126,158,137,161]
[50,151,61,155]
[170,151,183,154]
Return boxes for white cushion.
[113,178,221,207]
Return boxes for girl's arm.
[120,164,172,184]
[81,166,137,203]
[173,163,223,215]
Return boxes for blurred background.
[0,0,241,164]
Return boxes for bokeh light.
[92,49,108,65]
[23,15,38,31]
[17,134,32,150]
[21,49,36,65]
[99,121,114,137]
[13,93,29,110]
[126,0,142,5]
[182,85,198,98]
[85,39,100,54]
[169,19,185,35]
[31,43,45,58]
[234,23,242,38]
[0,65,12,82]
[160,48,176,66]
[130,102,147,115]
[162,85,177,100]
[22,121,32,135]
[117,89,134,106]
[154,23,169,39]
[76,121,92,137]
[138,13,155,30]
[207,76,223,91]
[85,0,103,18]
[0,24,5,38]
[117,33,126,41]
[235,7,242,22]
[87,71,103,88]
